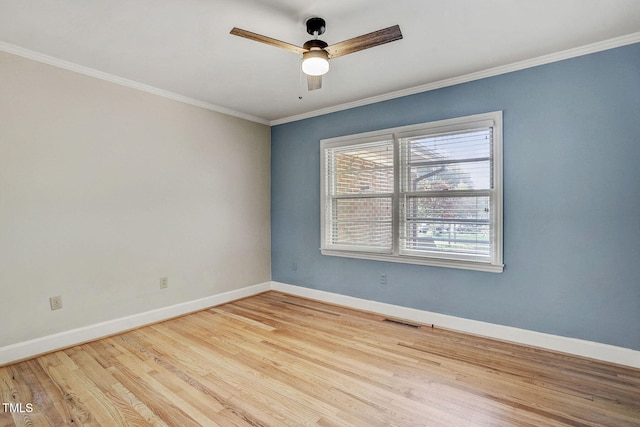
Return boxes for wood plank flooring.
[1,291,639,426]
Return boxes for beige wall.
[0,51,271,346]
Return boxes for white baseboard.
[271,281,640,369]
[0,282,270,365]
[3,281,638,369]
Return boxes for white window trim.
[320,111,504,273]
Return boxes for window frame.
[320,111,503,273]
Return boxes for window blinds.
[320,111,503,272]
[325,139,394,252]
[399,129,493,261]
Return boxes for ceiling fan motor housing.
[306,17,326,36]
[303,39,328,51]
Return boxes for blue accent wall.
[271,43,640,351]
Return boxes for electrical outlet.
[49,296,63,311]
[380,273,387,285]
[160,277,168,289]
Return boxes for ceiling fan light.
[302,50,329,76]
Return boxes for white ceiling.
[1,0,640,124]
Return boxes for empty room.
[1,1,639,426]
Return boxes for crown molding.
[0,41,270,126]
[3,32,639,128]
[270,32,640,126]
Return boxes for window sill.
[320,249,504,273]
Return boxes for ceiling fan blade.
[230,27,306,55]
[326,25,402,59]
[307,75,322,91]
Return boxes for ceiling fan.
[230,17,402,91]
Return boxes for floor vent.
[383,318,421,328]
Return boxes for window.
[321,111,503,272]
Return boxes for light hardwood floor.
[1,291,639,426]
